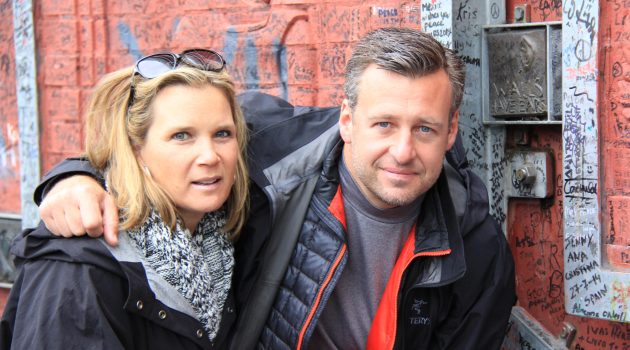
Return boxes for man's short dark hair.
[343,27,466,118]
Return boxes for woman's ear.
[133,145,143,164]
[134,146,151,177]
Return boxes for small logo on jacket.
[410,299,431,326]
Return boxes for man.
[34,27,515,349]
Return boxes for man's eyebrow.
[365,114,445,127]
[365,114,396,121]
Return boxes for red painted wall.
[600,0,630,270]
[32,0,422,176]
[506,127,630,349]
[0,1,19,314]
[0,1,19,215]
[505,0,630,348]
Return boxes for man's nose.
[389,131,416,164]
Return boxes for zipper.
[390,249,451,350]
[393,268,411,350]
[296,243,348,350]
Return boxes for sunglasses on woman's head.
[127,49,226,109]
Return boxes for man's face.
[339,65,459,209]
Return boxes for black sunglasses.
[127,49,226,109]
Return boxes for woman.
[0,49,248,349]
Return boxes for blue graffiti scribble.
[273,37,288,100]
[244,35,259,90]
[223,28,238,65]
[172,16,181,35]
[117,22,143,61]
[0,131,16,178]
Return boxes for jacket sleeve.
[0,258,132,349]
[33,157,104,205]
[434,218,516,350]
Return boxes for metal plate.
[488,28,547,118]
[506,150,553,198]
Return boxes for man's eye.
[420,126,432,133]
[172,132,189,140]
[377,122,390,128]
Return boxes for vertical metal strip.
[562,0,629,323]
[12,0,40,229]
[451,0,506,227]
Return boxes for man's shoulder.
[238,91,339,133]
[241,92,342,191]
[12,223,122,275]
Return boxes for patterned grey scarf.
[127,209,234,341]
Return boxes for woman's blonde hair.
[84,65,248,239]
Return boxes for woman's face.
[136,84,239,232]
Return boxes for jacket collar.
[411,169,467,286]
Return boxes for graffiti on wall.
[450,0,509,226]
[562,0,630,323]
[531,0,562,21]
[421,0,511,225]
[0,1,20,214]
[26,0,437,216]
[452,0,485,182]
[13,0,40,228]
[456,0,485,178]
[508,130,567,333]
[421,0,452,48]
[0,123,18,180]
[602,0,630,274]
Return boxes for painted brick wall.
[33,0,423,178]
[0,0,19,316]
[600,0,630,271]
[505,0,630,348]
[0,0,19,215]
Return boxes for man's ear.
[339,99,353,144]
[446,109,459,150]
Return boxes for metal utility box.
[482,22,562,124]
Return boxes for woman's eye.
[172,132,189,140]
[216,130,232,138]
